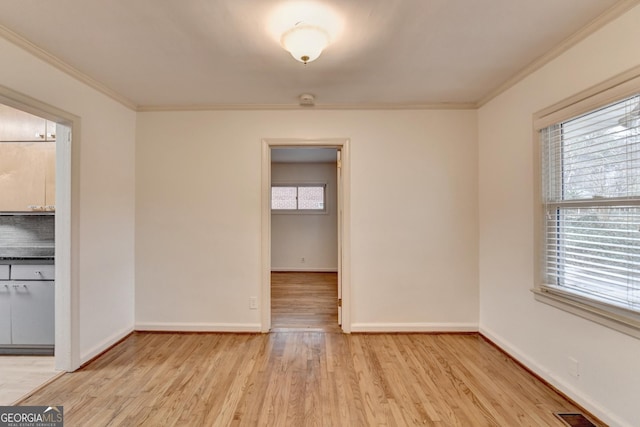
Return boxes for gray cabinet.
[11,265,55,281]
[10,282,54,345]
[0,284,11,344]
[0,263,54,353]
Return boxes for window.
[271,184,326,212]
[538,90,640,333]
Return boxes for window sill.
[532,287,640,340]
[271,210,328,215]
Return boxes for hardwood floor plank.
[379,336,432,424]
[440,336,534,425]
[16,331,602,426]
[271,272,340,332]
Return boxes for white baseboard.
[80,325,134,365]
[271,268,338,272]
[350,322,478,333]
[479,326,624,427]
[134,322,262,333]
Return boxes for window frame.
[533,67,640,339]
[270,183,328,214]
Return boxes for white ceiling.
[0,0,624,109]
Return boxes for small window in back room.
[271,184,326,212]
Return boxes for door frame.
[261,138,351,333]
[0,85,80,371]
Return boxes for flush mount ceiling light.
[268,1,343,65]
[281,23,330,64]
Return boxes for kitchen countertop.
[0,246,54,259]
[0,257,54,265]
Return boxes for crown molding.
[477,0,640,107]
[136,102,477,112]
[2,0,637,113]
[0,24,137,111]
[0,22,475,113]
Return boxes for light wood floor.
[0,356,58,405]
[271,271,340,333]
[13,274,599,425]
[17,332,597,426]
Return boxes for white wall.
[0,38,136,365]
[271,162,338,271]
[478,5,640,427]
[135,109,478,331]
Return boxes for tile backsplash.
[0,215,54,257]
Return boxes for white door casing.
[337,148,343,326]
[0,85,80,371]
[261,138,351,333]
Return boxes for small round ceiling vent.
[299,93,315,106]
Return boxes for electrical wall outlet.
[568,357,580,378]
[249,297,258,310]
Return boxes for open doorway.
[261,139,350,333]
[0,86,78,379]
[0,104,56,354]
[270,148,339,332]
[0,103,59,403]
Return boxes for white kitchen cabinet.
[10,282,54,345]
[0,284,11,345]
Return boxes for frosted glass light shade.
[280,24,330,64]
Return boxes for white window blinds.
[541,94,640,312]
[271,186,298,210]
[271,185,326,211]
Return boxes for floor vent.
[554,413,597,427]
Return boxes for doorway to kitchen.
[0,86,78,378]
[261,139,350,333]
